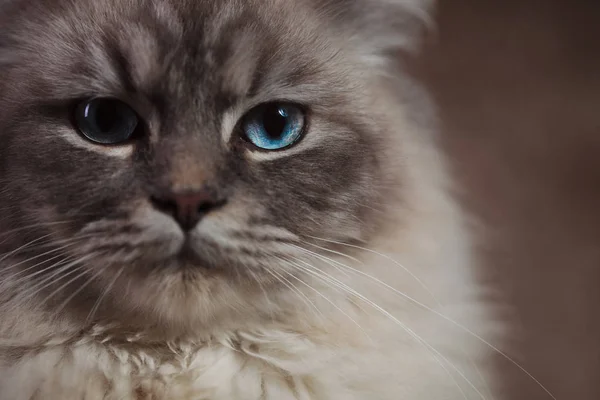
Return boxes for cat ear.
[314,0,434,66]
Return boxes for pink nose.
[150,190,226,231]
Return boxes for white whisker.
[0,253,67,289]
[86,264,125,324]
[299,238,553,399]
[287,257,482,398]
[429,350,470,400]
[17,253,98,305]
[262,265,324,321]
[287,255,372,316]
[0,236,91,280]
[0,233,55,263]
[296,240,495,398]
[246,267,277,321]
[53,261,107,318]
[0,220,79,241]
[285,243,352,278]
[3,254,79,289]
[277,256,373,342]
[50,254,107,316]
[303,236,438,301]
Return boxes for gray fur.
[0,3,469,399]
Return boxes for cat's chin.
[70,260,275,339]
[169,240,223,271]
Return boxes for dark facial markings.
[0,0,389,327]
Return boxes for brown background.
[411,1,600,399]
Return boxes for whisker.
[262,265,324,321]
[51,256,107,318]
[288,258,481,398]
[296,241,495,398]
[429,350,470,400]
[33,233,97,249]
[296,250,485,399]
[2,252,83,289]
[285,243,352,278]
[355,201,387,214]
[0,252,67,289]
[86,264,125,324]
[302,236,438,301]
[299,238,554,399]
[286,255,372,316]
[17,253,98,305]
[38,267,92,306]
[0,220,79,241]
[278,256,373,343]
[0,233,55,263]
[0,235,93,280]
[14,258,80,301]
[245,267,277,321]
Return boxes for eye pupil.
[262,106,289,139]
[75,98,139,145]
[92,101,119,133]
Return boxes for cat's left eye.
[74,98,139,145]
[241,103,306,151]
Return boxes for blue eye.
[74,98,139,145]
[242,103,306,150]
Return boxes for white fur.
[0,226,487,399]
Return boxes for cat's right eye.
[74,98,139,145]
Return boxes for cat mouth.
[173,239,214,270]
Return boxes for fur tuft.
[314,0,435,66]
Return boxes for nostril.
[150,195,178,218]
[197,198,226,215]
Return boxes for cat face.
[0,0,429,333]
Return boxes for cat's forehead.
[4,0,336,104]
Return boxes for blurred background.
[410,1,600,399]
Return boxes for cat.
[0,0,490,398]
